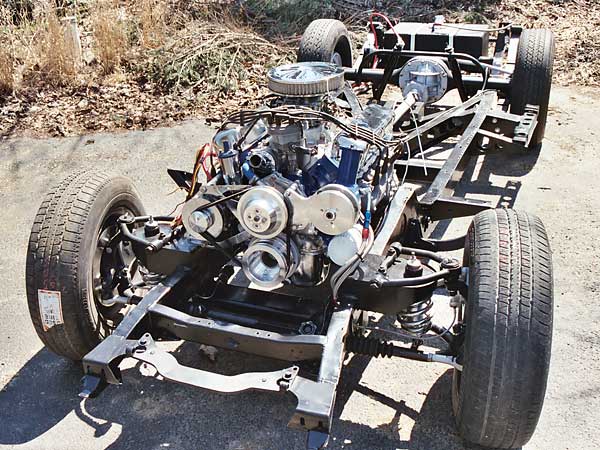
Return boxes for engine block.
[180,62,394,288]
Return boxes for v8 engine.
[182,62,394,289]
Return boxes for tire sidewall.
[510,29,555,147]
[452,221,473,418]
[298,19,353,67]
[451,209,553,448]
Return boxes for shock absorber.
[397,254,433,336]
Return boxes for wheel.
[510,29,555,148]
[26,171,145,361]
[452,208,553,448]
[297,19,353,67]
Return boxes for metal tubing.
[397,245,447,263]
[375,269,451,288]
[463,75,511,94]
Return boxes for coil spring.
[397,298,433,336]
[346,335,395,358]
[141,268,163,286]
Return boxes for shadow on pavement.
[0,344,481,450]
[429,143,541,239]
[0,349,82,445]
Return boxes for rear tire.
[510,29,555,148]
[452,208,553,448]
[297,19,353,67]
[25,171,145,361]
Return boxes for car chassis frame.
[78,40,540,450]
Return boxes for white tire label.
[38,290,64,331]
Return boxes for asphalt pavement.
[1,86,599,450]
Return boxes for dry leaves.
[0,0,598,139]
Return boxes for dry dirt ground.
[0,85,599,450]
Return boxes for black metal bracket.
[513,104,539,147]
[288,306,352,449]
[403,218,466,252]
[79,268,191,398]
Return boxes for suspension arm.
[346,335,462,370]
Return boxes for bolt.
[441,257,461,270]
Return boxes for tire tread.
[454,209,553,448]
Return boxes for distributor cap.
[267,62,345,97]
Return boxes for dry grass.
[1,0,598,137]
[139,0,167,49]
[0,46,15,94]
[143,17,293,93]
[35,10,78,85]
[92,1,129,74]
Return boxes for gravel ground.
[0,85,599,450]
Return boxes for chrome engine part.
[285,184,361,236]
[398,57,449,104]
[237,186,288,239]
[327,225,363,266]
[181,196,224,240]
[292,230,327,286]
[267,62,345,97]
[242,236,300,288]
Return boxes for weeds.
[143,20,293,93]
[139,0,167,49]
[35,10,78,85]
[1,0,34,25]
[0,45,14,95]
[92,1,128,74]
[243,0,336,35]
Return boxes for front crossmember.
[79,266,352,450]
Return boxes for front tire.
[452,208,553,448]
[25,171,145,361]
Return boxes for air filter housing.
[267,62,345,97]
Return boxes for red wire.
[368,12,402,68]
[200,147,217,180]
